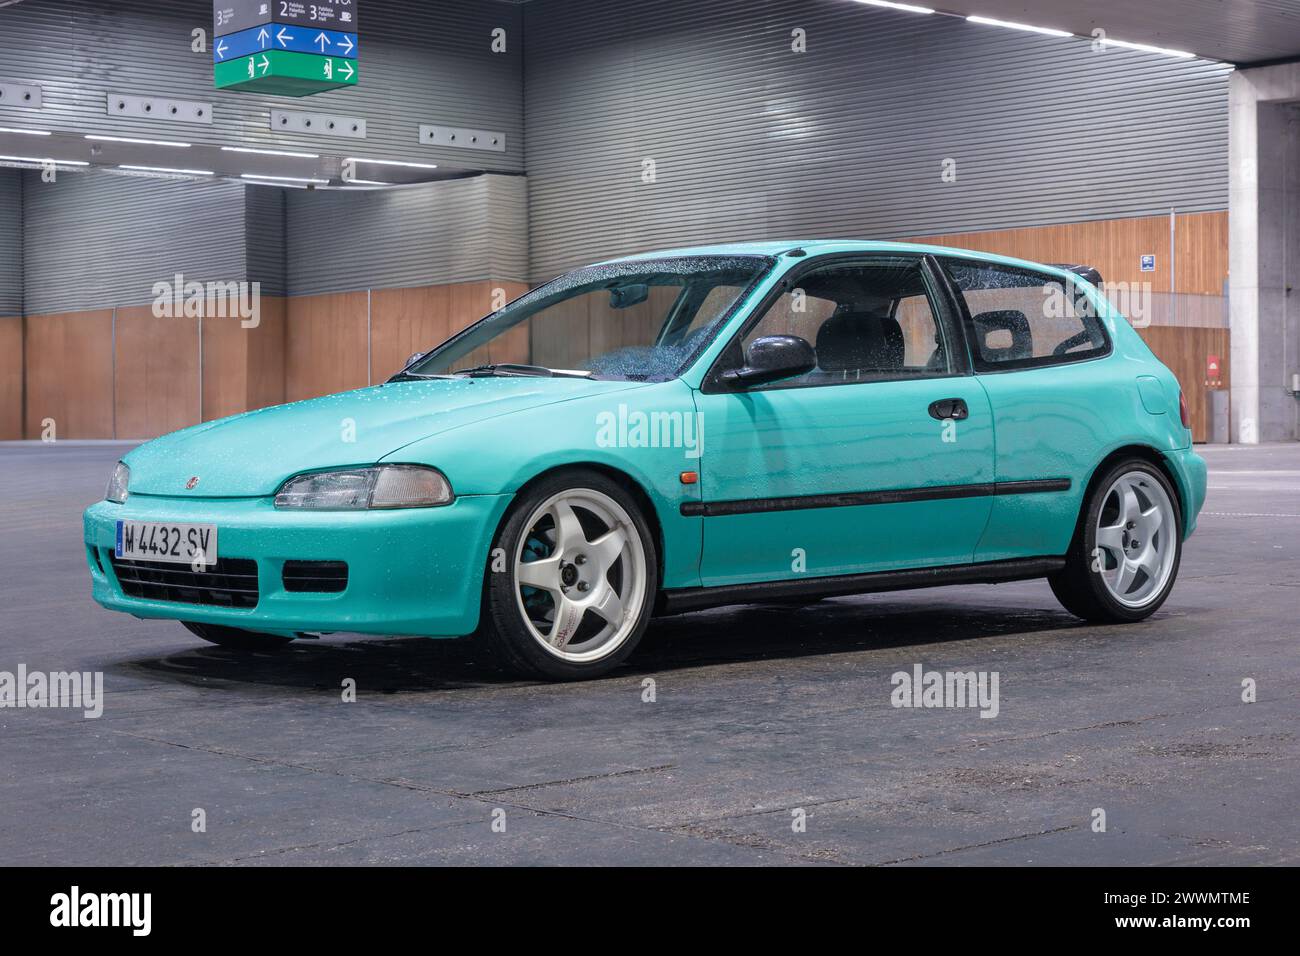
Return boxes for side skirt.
[655,556,1066,616]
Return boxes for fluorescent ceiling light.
[966,15,1072,38]
[221,146,320,158]
[0,154,89,165]
[1101,37,1195,59]
[344,179,390,186]
[120,164,213,176]
[854,0,934,13]
[344,157,439,169]
[0,127,51,136]
[243,179,310,189]
[240,173,328,183]
[87,134,191,148]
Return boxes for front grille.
[109,556,259,609]
[282,560,348,593]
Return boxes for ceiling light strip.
[86,134,191,148]
[222,146,321,158]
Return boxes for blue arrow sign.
[214,24,358,62]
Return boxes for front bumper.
[84,492,512,638]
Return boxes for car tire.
[1049,458,1183,623]
[182,621,295,650]
[480,469,659,681]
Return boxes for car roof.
[597,240,1081,283]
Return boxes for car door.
[935,256,1116,562]
[692,255,995,587]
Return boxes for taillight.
[1179,389,1190,429]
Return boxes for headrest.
[815,312,904,372]
[971,309,1032,362]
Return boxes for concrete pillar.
[1229,65,1300,442]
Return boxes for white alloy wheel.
[512,488,648,663]
[1093,470,1178,609]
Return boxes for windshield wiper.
[386,370,458,383]
[453,364,595,379]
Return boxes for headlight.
[106,462,130,503]
[274,465,453,510]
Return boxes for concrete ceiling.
[926,0,1300,65]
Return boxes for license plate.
[115,521,218,567]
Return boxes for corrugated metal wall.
[286,174,528,295]
[0,0,522,172]
[5,0,1237,298]
[21,170,249,314]
[522,0,1233,280]
[0,170,21,315]
[14,159,528,312]
[244,184,286,297]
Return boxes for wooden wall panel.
[0,317,22,440]
[1137,326,1230,444]
[1173,211,1230,296]
[23,310,114,439]
[201,296,286,422]
[370,285,451,383]
[908,211,1227,295]
[113,306,201,439]
[247,296,287,411]
[370,280,535,380]
[200,304,252,424]
[448,281,498,370]
[285,292,368,402]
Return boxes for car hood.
[124,377,646,498]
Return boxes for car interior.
[742,262,949,384]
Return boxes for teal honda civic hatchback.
[85,241,1207,679]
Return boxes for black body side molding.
[679,478,1071,518]
[655,556,1067,616]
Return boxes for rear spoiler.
[1051,263,1104,287]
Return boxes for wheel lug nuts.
[576,581,589,592]
[575,554,587,566]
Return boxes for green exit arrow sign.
[215,50,358,96]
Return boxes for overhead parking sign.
[214,0,358,37]
[214,24,358,63]
[213,1,360,96]
[215,50,358,96]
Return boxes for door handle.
[928,398,969,421]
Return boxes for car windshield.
[403,255,774,382]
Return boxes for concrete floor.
[1,441,1296,866]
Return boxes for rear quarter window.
[942,259,1110,371]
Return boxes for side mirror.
[404,351,425,368]
[721,334,816,387]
